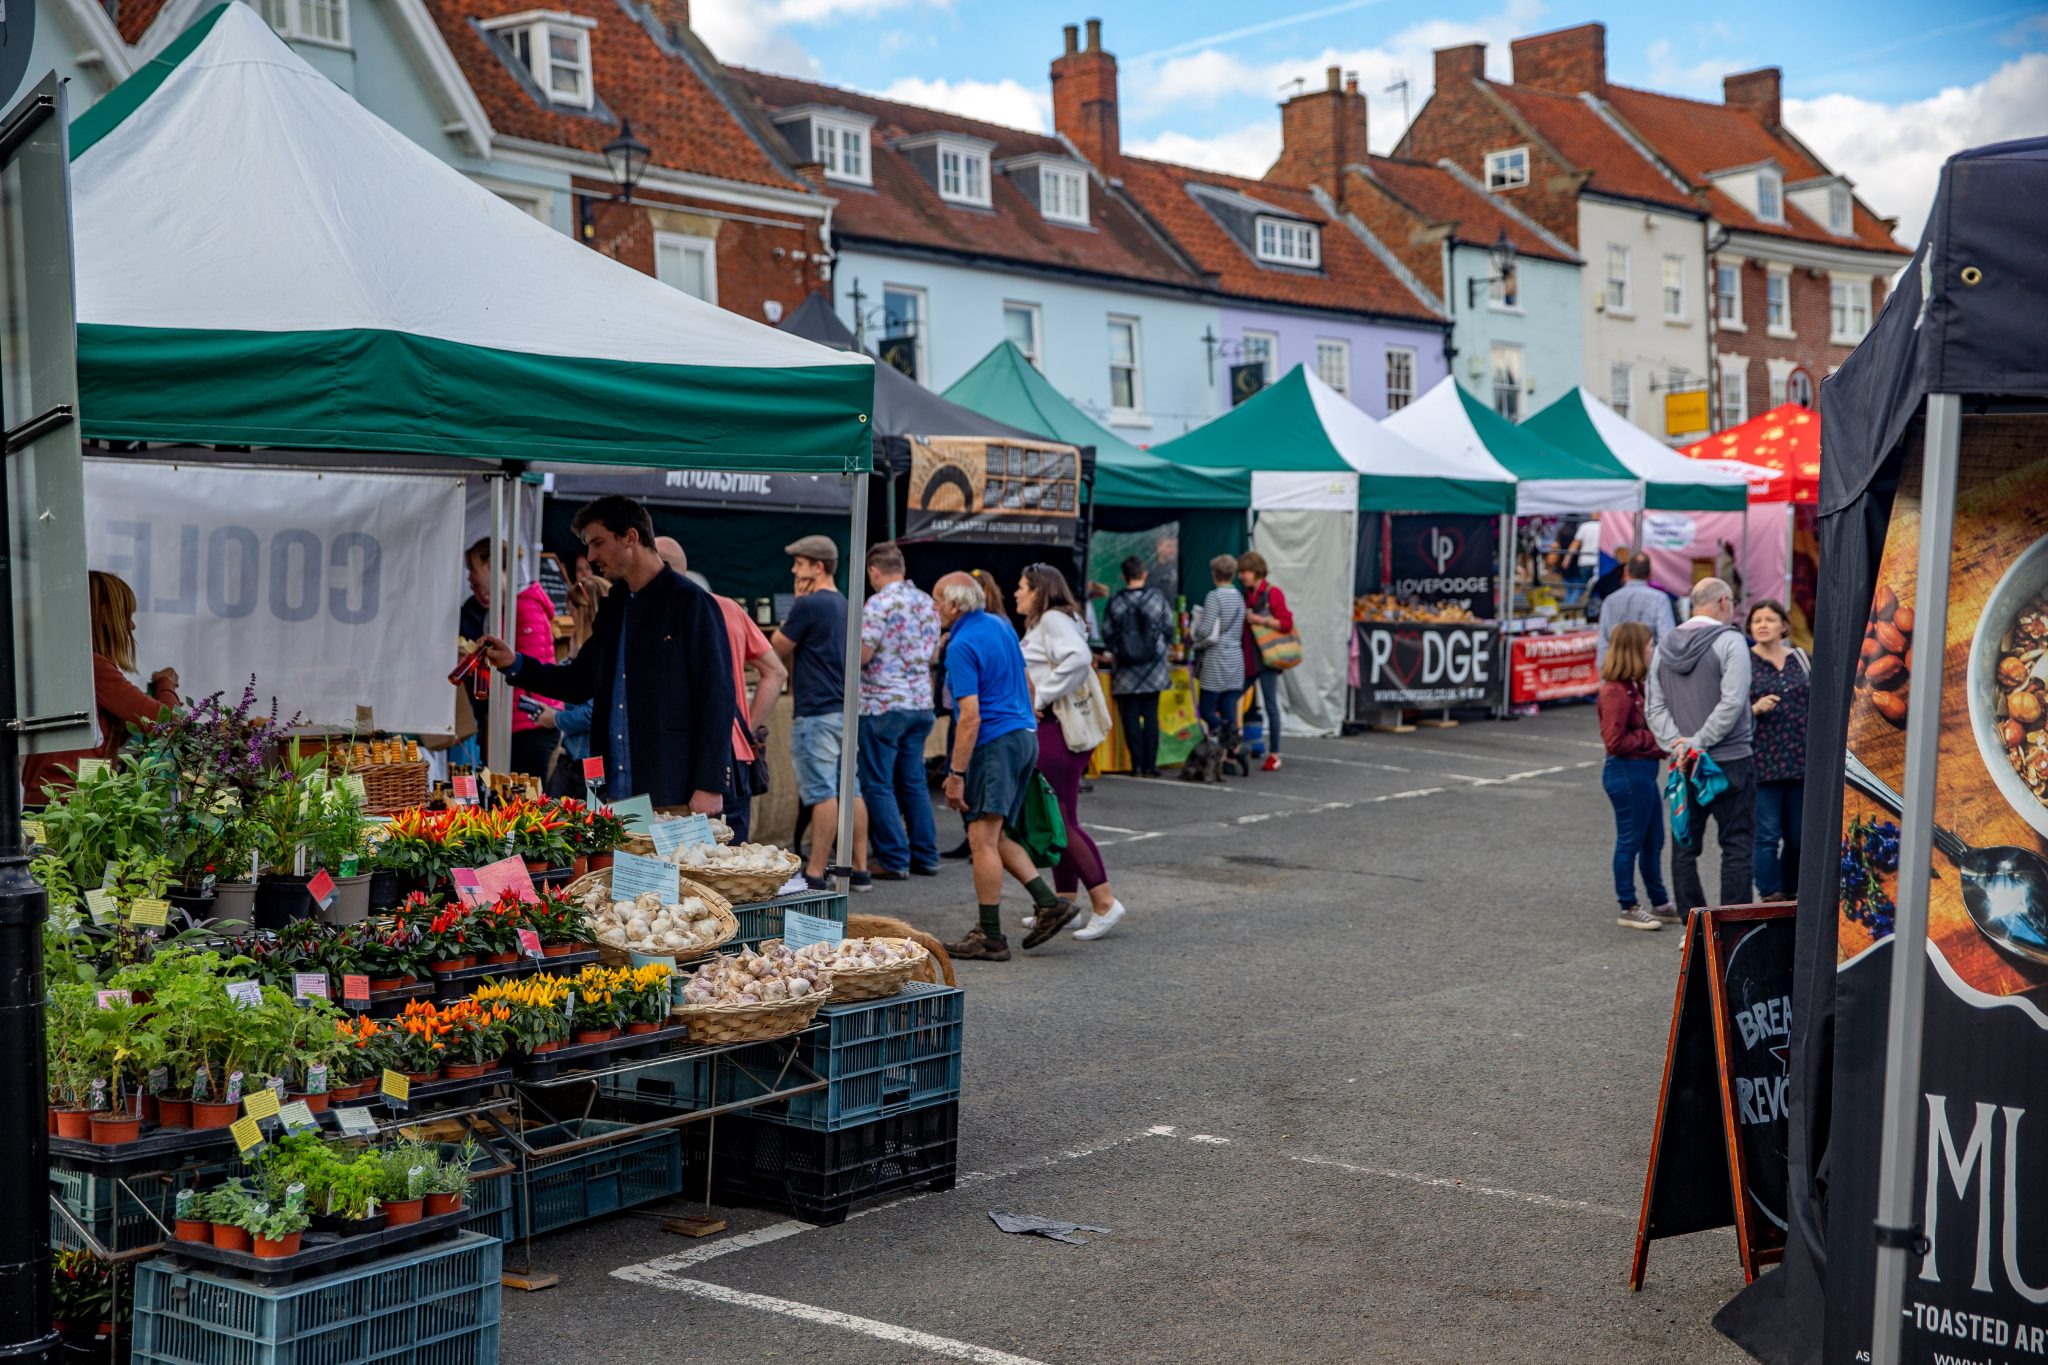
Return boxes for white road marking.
[1146,1124,1179,1136]
[1187,1134,1231,1145]
[628,1277,1051,1364]
[1269,751,1413,774]
[616,1219,812,1276]
[1456,761,1598,787]
[1291,1154,1629,1219]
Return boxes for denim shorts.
[790,711,844,805]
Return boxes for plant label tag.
[270,1074,287,1101]
[380,1069,410,1103]
[450,867,487,908]
[293,972,329,1002]
[243,1087,281,1122]
[307,869,336,908]
[782,909,845,949]
[226,980,264,1009]
[475,855,538,904]
[148,1066,168,1095]
[130,898,170,927]
[335,1105,378,1137]
[517,928,544,959]
[582,756,606,782]
[22,818,44,846]
[231,1115,265,1154]
[340,774,367,803]
[408,1165,427,1199]
[225,1070,244,1103]
[609,851,679,905]
[95,988,132,1010]
[284,1181,308,1211]
[305,1064,328,1095]
[278,1103,317,1136]
[176,1189,195,1219]
[453,775,479,803]
[342,974,371,1003]
[83,889,116,925]
[74,757,110,782]
[340,856,359,878]
[610,793,656,834]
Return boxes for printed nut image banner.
[1828,415,2048,1362]
[904,435,1080,545]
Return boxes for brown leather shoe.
[943,928,1011,962]
[1020,899,1077,950]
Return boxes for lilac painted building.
[1214,305,1449,419]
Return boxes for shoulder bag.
[1044,614,1112,753]
[1248,584,1303,671]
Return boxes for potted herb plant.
[307,777,373,926]
[249,1201,310,1259]
[423,1141,477,1216]
[378,1140,438,1225]
[172,1188,211,1244]
[248,745,332,928]
[203,1182,257,1251]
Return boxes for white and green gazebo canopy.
[1383,377,1644,514]
[69,3,874,472]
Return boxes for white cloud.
[1643,37,1758,99]
[871,77,1051,132]
[690,0,946,71]
[1126,123,1282,177]
[1785,53,2048,247]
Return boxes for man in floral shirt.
[858,542,942,879]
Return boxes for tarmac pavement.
[501,705,1754,1364]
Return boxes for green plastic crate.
[730,890,847,950]
[719,982,963,1130]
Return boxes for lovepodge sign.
[84,463,465,733]
[1353,621,1501,709]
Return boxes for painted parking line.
[625,1278,1052,1364]
[1290,1154,1629,1219]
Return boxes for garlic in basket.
[678,945,828,1006]
[794,938,920,971]
[590,890,726,956]
[670,841,795,874]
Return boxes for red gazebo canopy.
[1680,404,1819,504]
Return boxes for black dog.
[1181,736,1226,784]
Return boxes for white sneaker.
[1073,901,1125,941]
[1020,914,1036,930]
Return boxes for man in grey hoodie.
[1646,577,1754,915]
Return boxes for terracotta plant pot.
[481,952,518,966]
[253,1231,302,1259]
[541,942,573,958]
[157,1096,193,1128]
[138,1093,160,1124]
[572,855,589,877]
[211,1224,251,1252]
[588,853,614,871]
[440,1061,495,1080]
[406,1069,441,1086]
[424,1192,465,1217]
[524,858,549,874]
[191,1100,240,1129]
[383,1198,425,1226]
[289,1090,330,1114]
[573,1028,617,1045]
[52,1109,91,1140]
[625,1021,660,1035]
[427,958,466,974]
[174,1218,211,1244]
[88,1114,141,1145]
[368,976,405,993]
[531,1041,562,1055]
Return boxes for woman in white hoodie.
[1016,564,1127,942]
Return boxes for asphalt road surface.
[501,707,1754,1364]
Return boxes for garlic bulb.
[678,945,829,1006]
[794,937,923,971]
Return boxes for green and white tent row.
[1381,378,1643,514]
[942,342,1248,508]
[1523,388,1756,511]
[1148,367,1515,514]
[70,3,874,473]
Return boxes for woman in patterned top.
[1189,555,1246,764]
[1746,599,1810,902]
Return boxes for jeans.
[789,712,843,805]
[1254,671,1283,755]
[1035,717,1108,895]
[1754,779,1805,899]
[1115,691,1161,774]
[1671,754,1756,913]
[859,707,938,873]
[1601,757,1669,909]
[1197,685,1242,746]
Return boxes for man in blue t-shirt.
[932,572,1076,961]
[772,535,869,892]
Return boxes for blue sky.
[693,0,2048,242]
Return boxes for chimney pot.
[1344,74,1358,95]
[1326,65,1341,91]
[1062,22,1077,54]
[1053,19,1120,175]
[1722,67,1783,125]
[1085,17,1101,50]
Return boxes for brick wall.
[1713,254,1888,422]
[1509,23,1606,95]
[1052,19,1121,178]
[1341,172,1444,297]
[585,182,829,322]
[1268,70,1369,195]
[1398,75,1584,248]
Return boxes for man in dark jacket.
[478,496,734,812]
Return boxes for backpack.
[1109,590,1163,668]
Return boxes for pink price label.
[342,974,371,1002]
[306,869,336,906]
[582,757,605,781]
[453,775,479,801]
[517,928,544,958]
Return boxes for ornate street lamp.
[579,118,651,241]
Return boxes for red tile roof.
[1482,81,1701,214]
[731,69,1202,288]
[1601,85,1907,254]
[1351,156,1578,265]
[1116,157,1443,322]
[114,0,171,46]
[421,0,807,192]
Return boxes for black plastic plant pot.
[168,888,216,922]
[365,869,401,913]
[253,874,315,929]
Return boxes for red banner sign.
[1508,630,1600,704]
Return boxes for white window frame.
[653,231,717,306]
[255,0,349,47]
[1489,343,1524,421]
[1788,368,1815,409]
[1609,362,1633,422]
[1315,338,1351,399]
[1828,183,1852,235]
[1002,301,1043,371]
[1720,360,1748,427]
[484,12,596,110]
[882,284,929,386]
[1240,330,1279,384]
[1756,168,1783,224]
[1039,166,1089,225]
[1830,273,1872,344]
[938,145,990,207]
[1715,261,1742,329]
[812,115,871,186]
[1107,315,1143,418]
[1385,346,1417,412]
[1604,244,1632,314]
[1255,216,1321,268]
[1765,265,1794,338]
[1661,253,1687,322]
[1484,146,1529,191]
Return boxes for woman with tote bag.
[1017,563,1127,941]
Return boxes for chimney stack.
[1052,17,1121,177]
[1723,68,1782,125]
[1267,64,1369,198]
[1510,22,1606,95]
[650,0,688,38]
[1434,43,1486,88]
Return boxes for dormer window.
[254,0,347,46]
[1041,166,1087,224]
[899,133,996,208]
[814,116,869,185]
[1756,168,1783,224]
[1828,183,1851,235]
[1256,216,1320,268]
[1485,146,1529,191]
[483,11,596,110]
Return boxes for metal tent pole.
[1784,502,1795,613]
[1740,501,1751,610]
[487,476,512,774]
[1868,393,1962,1365]
[832,474,871,890]
[1495,511,1514,719]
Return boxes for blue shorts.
[964,727,1037,824]
[790,712,845,806]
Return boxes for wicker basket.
[670,984,832,1044]
[771,937,929,1002]
[620,815,736,859]
[562,868,737,964]
[666,848,803,905]
[353,761,428,815]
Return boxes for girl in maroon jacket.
[1599,621,1675,931]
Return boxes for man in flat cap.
[772,535,870,891]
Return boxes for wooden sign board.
[1629,902,1796,1289]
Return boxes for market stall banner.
[1352,621,1501,709]
[1826,423,2048,1361]
[1509,630,1599,705]
[84,462,465,734]
[545,467,853,513]
[903,435,1080,543]
[1386,513,1498,610]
